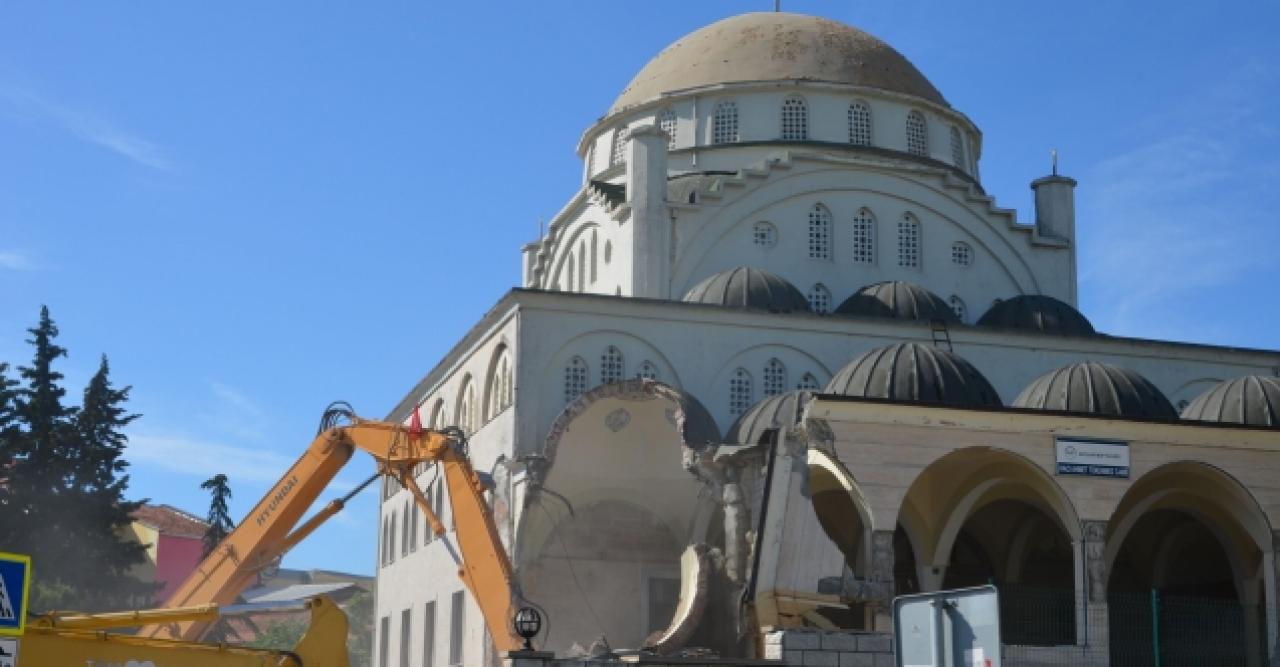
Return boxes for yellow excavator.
[23,403,527,665]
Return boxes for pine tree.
[0,363,21,527]
[200,473,234,557]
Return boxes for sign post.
[0,552,31,667]
[894,585,1001,667]
[1054,437,1129,478]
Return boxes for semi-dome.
[682,267,811,313]
[825,342,1001,407]
[978,295,1096,336]
[1013,362,1177,419]
[1181,376,1280,427]
[834,281,958,322]
[611,12,947,114]
[725,390,812,445]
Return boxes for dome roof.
[725,390,812,445]
[825,342,1001,407]
[682,267,811,313]
[834,281,958,322]
[610,13,947,114]
[1013,362,1177,419]
[1181,376,1280,427]
[977,295,1096,336]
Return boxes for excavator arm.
[142,409,523,652]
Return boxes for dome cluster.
[682,268,1094,336]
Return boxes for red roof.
[132,503,209,539]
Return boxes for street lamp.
[513,606,542,651]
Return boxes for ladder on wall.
[930,319,953,352]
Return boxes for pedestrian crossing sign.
[0,553,31,636]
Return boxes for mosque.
[374,12,1280,666]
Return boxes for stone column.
[1266,530,1280,666]
[1082,520,1110,663]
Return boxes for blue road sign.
[0,553,31,636]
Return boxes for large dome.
[835,281,958,323]
[825,342,1001,407]
[611,13,947,114]
[682,267,811,313]
[1181,376,1280,427]
[1013,362,1177,419]
[725,390,812,445]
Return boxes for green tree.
[345,591,374,667]
[0,307,150,610]
[249,616,309,651]
[200,473,235,557]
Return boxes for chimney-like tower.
[625,125,671,299]
[1031,173,1077,242]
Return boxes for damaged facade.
[375,12,1280,666]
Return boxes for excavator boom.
[141,411,523,652]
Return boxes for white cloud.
[0,252,34,271]
[127,432,293,483]
[0,85,172,171]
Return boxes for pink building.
[127,504,208,603]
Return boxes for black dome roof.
[725,390,812,445]
[1013,362,1176,419]
[978,295,1095,336]
[1181,376,1280,427]
[682,267,811,313]
[835,281,957,322]
[825,342,1001,407]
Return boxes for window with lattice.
[763,359,787,397]
[808,283,831,314]
[852,208,875,263]
[564,357,588,403]
[897,214,920,268]
[848,101,872,145]
[585,142,596,177]
[611,126,628,166]
[601,346,625,385]
[906,111,928,156]
[797,373,820,390]
[808,204,832,259]
[636,361,660,381]
[949,295,967,322]
[428,399,446,429]
[658,108,677,149]
[753,221,777,247]
[729,368,753,417]
[781,96,808,140]
[486,348,513,420]
[951,242,972,267]
[950,126,965,167]
[456,377,476,435]
[713,101,739,144]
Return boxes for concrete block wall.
[762,629,895,666]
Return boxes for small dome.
[826,342,1001,407]
[1013,362,1177,419]
[726,390,812,445]
[978,295,1096,336]
[1181,376,1280,427]
[834,281,958,322]
[611,13,947,114]
[682,267,811,313]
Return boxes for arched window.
[577,241,586,291]
[564,356,588,403]
[590,230,598,283]
[381,517,389,565]
[635,361,660,381]
[611,126,627,166]
[565,253,575,292]
[600,345,624,385]
[456,376,477,435]
[763,359,787,397]
[852,208,875,264]
[948,295,967,322]
[951,241,973,266]
[658,108,677,149]
[387,510,397,564]
[807,283,832,314]
[848,100,872,145]
[729,368,753,417]
[781,96,808,140]
[950,126,965,167]
[797,373,820,391]
[808,203,832,259]
[406,500,418,554]
[713,101,739,144]
[897,213,920,268]
[485,346,513,420]
[428,399,446,429]
[906,110,928,156]
[753,221,777,247]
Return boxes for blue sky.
[2,2,1277,576]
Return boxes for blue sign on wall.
[0,553,32,636]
